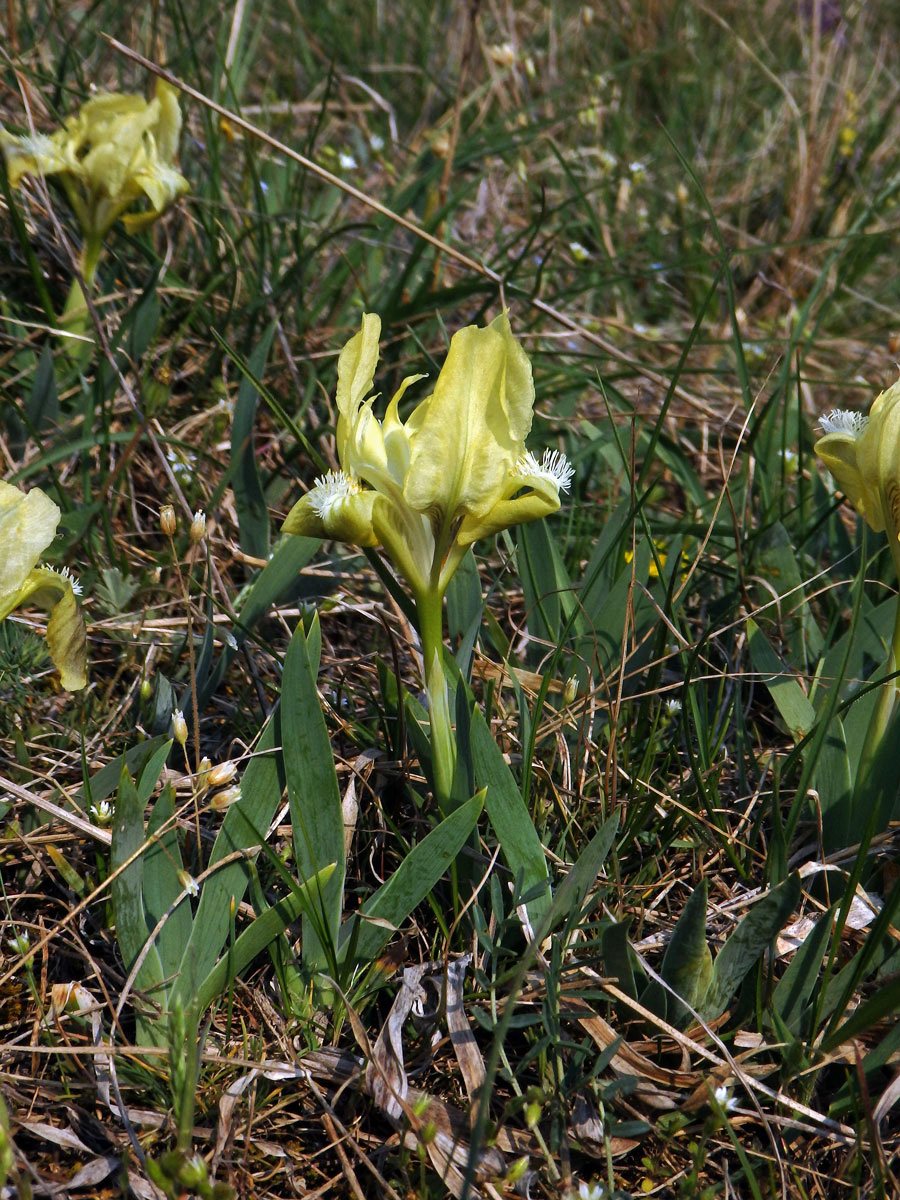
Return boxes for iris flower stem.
[416,586,457,815]
[59,233,104,364]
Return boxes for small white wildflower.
[818,409,868,436]
[713,1084,738,1111]
[665,697,682,715]
[569,240,590,262]
[338,152,357,171]
[177,870,199,897]
[309,471,362,520]
[6,930,30,956]
[576,1181,606,1200]
[515,449,575,493]
[90,799,113,826]
[629,159,646,178]
[779,448,798,467]
[369,133,384,152]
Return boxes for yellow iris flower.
[283,312,573,603]
[0,481,87,691]
[1,79,189,242]
[814,380,900,576]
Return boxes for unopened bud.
[563,675,578,704]
[140,677,152,702]
[207,760,237,789]
[189,509,207,543]
[177,870,199,897]
[160,504,176,536]
[171,708,188,746]
[505,1156,530,1185]
[210,784,242,812]
[196,757,212,794]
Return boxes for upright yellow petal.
[403,313,534,528]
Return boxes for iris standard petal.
[403,313,534,527]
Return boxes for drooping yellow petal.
[12,568,87,692]
[43,575,88,692]
[0,480,60,614]
[403,313,534,528]
[0,128,81,186]
[0,483,87,690]
[283,473,378,547]
[814,433,879,528]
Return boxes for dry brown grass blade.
[365,962,428,1120]
[445,955,486,1108]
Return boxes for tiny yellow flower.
[0,480,87,691]
[283,313,573,602]
[0,80,189,239]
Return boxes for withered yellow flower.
[0,481,87,691]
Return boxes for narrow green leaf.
[110,768,167,1030]
[143,785,191,986]
[195,864,335,1016]
[173,712,284,1003]
[540,813,618,940]
[343,791,484,968]
[470,706,550,926]
[702,873,801,1021]
[518,518,577,645]
[231,322,277,558]
[772,904,835,1033]
[282,617,345,975]
[747,619,815,742]
[25,344,59,433]
[821,974,900,1055]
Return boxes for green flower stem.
[416,586,457,814]
[59,233,103,360]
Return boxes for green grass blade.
[470,705,550,926]
[342,790,484,969]
[282,616,346,978]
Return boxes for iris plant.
[284,312,572,810]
